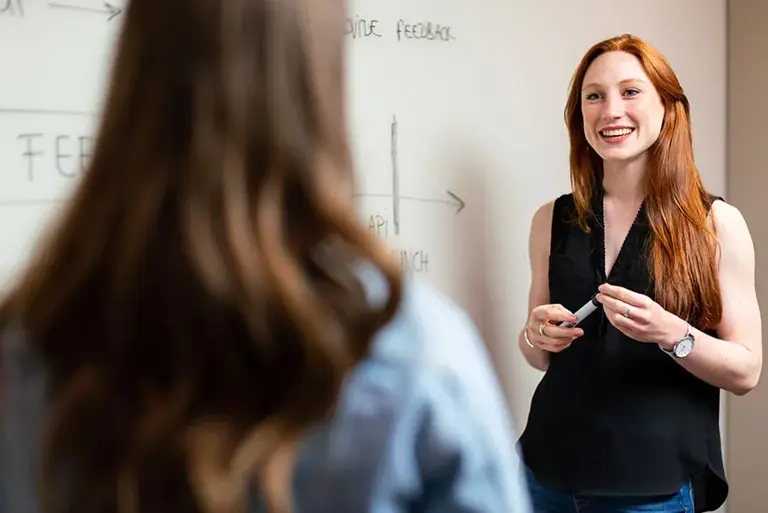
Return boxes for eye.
[624,88,640,97]
[584,92,601,101]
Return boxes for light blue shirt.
[2,271,531,513]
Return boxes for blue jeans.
[525,466,695,512]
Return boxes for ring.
[624,306,631,318]
[539,323,547,336]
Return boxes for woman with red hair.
[517,34,761,512]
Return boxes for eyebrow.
[582,78,649,91]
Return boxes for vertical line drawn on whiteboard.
[391,115,400,235]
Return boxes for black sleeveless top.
[518,191,727,512]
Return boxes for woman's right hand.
[525,304,583,353]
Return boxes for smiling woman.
[516,34,762,513]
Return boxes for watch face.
[675,337,694,357]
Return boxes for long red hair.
[565,34,721,330]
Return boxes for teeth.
[601,128,633,137]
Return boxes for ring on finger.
[539,323,547,336]
[623,306,631,318]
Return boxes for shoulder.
[532,193,579,230]
[356,262,496,377]
[709,198,756,265]
[531,193,573,225]
[529,194,575,257]
[711,198,750,238]
[368,278,529,509]
[295,272,529,511]
[531,200,554,232]
[529,196,562,241]
[367,277,500,399]
[711,198,752,251]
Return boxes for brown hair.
[0,0,403,512]
[564,34,721,329]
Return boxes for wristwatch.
[660,324,695,358]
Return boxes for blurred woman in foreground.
[0,0,530,512]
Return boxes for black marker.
[559,293,600,328]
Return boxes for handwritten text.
[396,20,455,42]
[344,15,456,42]
[345,15,382,39]
[394,247,429,274]
[17,133,93,181]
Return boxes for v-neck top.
[518,190,727,512]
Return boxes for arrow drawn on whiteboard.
[391,115,400,235]
[355,190,465,214]
[48,1,121,21]
[445,190,465,213]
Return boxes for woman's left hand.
[596,283,688,348]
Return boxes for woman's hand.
[596,283,688,348]
[526,304,584,352]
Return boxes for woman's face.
[580,51,665,163]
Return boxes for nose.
[600,92,625,121]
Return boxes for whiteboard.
[0,0,515,323]
[0,0,727,471]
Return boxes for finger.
[529,318,583,340]
[540,323,584,340]
[598,283,651,308]
[530,323,583,351]
[596,293,629,314]
[604,307,641,333]
[534,304,578,323]
[536,337,573,353]
[597,293,649,324]
[539,341,571,353]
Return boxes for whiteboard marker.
[559,293,600,328]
